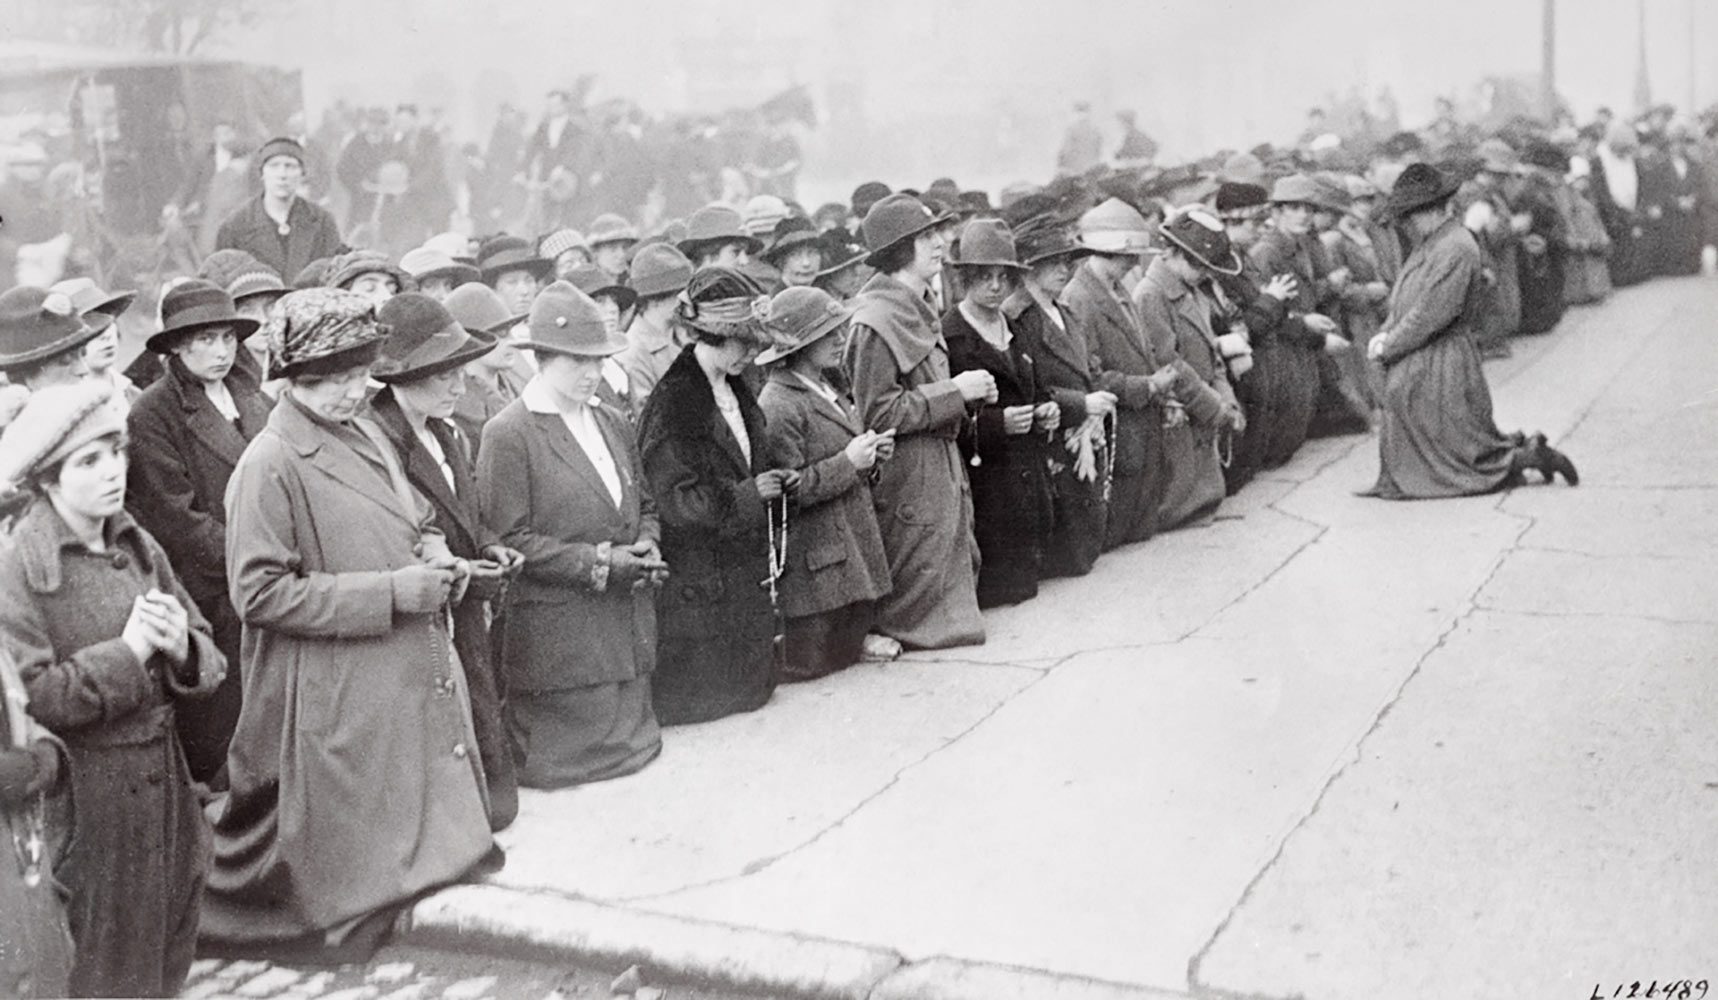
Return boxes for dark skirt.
[652,546,777,725]
[1103,407,1164,550]
[1044,447,1108,576]
[1368,330,1519,499]
[780,600,874,682]
[969,437,1051,609]
[507,679,662,788]
[1255,341,1320,469]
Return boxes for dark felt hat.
[629,243,695,299]
[762,216,822,265]
[678,205,764,260]
[372,292,496,384]
[813,230,870,278]
[564,263,638,313]
[1158,206,1243,276]
[850,180,892,218]
[443,282,526,335]
[521,281,629,358]
[1011,216,1093,267]
[860,193,945,266]
[147,280,260,354]
[952,218,1025,269]
[1214,182,1269,216]
[755,286,854,366]
[48,277,136,321]
[1378,162,1462,221]
[0,286,106,371]
[477,235,555,286]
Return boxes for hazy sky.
[212,0,1711,199]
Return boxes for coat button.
[110,552,129,570]
[452,743,467,759]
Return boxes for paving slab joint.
[400,882,902,1000]
[867,956,1194,999]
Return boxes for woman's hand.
[843,429,887,471]
[480,544,526,575]
[1033,401,1061,434]
[1147,365,1181,399]
[754,470,791,500]
[608,546,669,589]
[128,591,191,665]
[1083,391,1118,418]
[392,564,455,614]
[1302,313,1338,335]
[1002,405,1035,435]
[1263,273,1299,302]
[953,369,999,404]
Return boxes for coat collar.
[163,356,268,465]
[763,368,861,435]
[517,376,634,514]
[269,392,421,529]
[8,497,153,594]
[371,390,473,535]
[654,346,764,476]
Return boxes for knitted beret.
[0,380,125,490]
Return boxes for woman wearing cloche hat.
[0,380,227,997]
[942,217,1061,609]
[845,192,995,650]
[755,286,899,678]
[637,267,801,723]
[124,279,274,785]
[473,281,666,787]
[202,288,496,960]
[1362,163,1578,499]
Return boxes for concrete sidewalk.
[401,278,1718,999]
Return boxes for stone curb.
[399,884,1195,1000]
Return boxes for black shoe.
[1526,432,1580,485]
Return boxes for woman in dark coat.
[1363,164,1578,499]
[755,286,897,679]
[0,381,226,998]
[124,279,274,785]
[637,268,796,725]
[942,218,1058,609]
[203,289,494,961]
[1251,178,1337,467]
[1058,198,1177,551]
[476,282,664,782]
[371,293,524,827]
[844,195,994,648]
[1004,218,1115,577]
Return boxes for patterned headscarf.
[265,287,390,379]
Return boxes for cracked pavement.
[468,276,1718,997]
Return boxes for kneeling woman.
[0,381,226,998]
[1364,164,1577,498]
[637,268,798,724]
[476,282,665,786]
[756,287,897,680]
[203,288,495,961]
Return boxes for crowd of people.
[0,87,1709,996]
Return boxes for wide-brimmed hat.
[1477,138,1520,175]
[629,243,694,299]
[477,235,555,286]
[742,196,789,238]
[952,218,1025,269]
[1214,182,1269,218]
[538,229,589,261]
[1308,174,1351,214]
[564,263,638,313]
[265,287,391,380]
[1012,216,1093,267]
[399,246,480,288]
[814,230,870,278]
[146,280,260,354]
[1378,162,1463,222]
[1266,174,1325,208]
[676,267,772,346]
[327,250,408,292]
[0,286,106,372]
[1158,206,1243,276]
[679,205,763,260]
[761,217,822,265]
[372,292,496,384]
[586,214,639,248]
[520,281,628,358]
[1076,197,1153,254]
[0,380,125,489]
[860,193,945,266]
[49,277,136,321]
[444,282,526,335]
[756,286,855,366]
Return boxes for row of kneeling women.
[0,165,1576,992]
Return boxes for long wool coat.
[1060,261,1166,550]
[636,346,778,723]
[942,305,1053,609]
[1368,217,1518,499]
[125,355,274,782]
[1249,230,1329,461]
[1133,257,1234,531]
[372,390,517,830]
[845,272,984,649]
[0,501,225,998]
[214,194,344,283]
[202,394,493,945]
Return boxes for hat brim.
[952,257,1027,271]
[480,258,556,285]
[87,290,137,318]
[755,304,855,366]
[677,235,765,259]
[860,209,953,268]
[814,248,870,278]
[1377,177,1463,223]
[233,287,290,308]
[1159,230,1243,277]
[631,275,692,299]
[1077,232,1151,255]
[372,330,498,384]
[585,285,639,314]
[0,318,106,371]
[762,232,824,265]
[1021,244,1096,267]
[588,234,639,249]
[410,263,482,287]
[518,331,630,359]
[145,315,261,355]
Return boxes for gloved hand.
[0,741,58,807]
[608,547,669,589]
